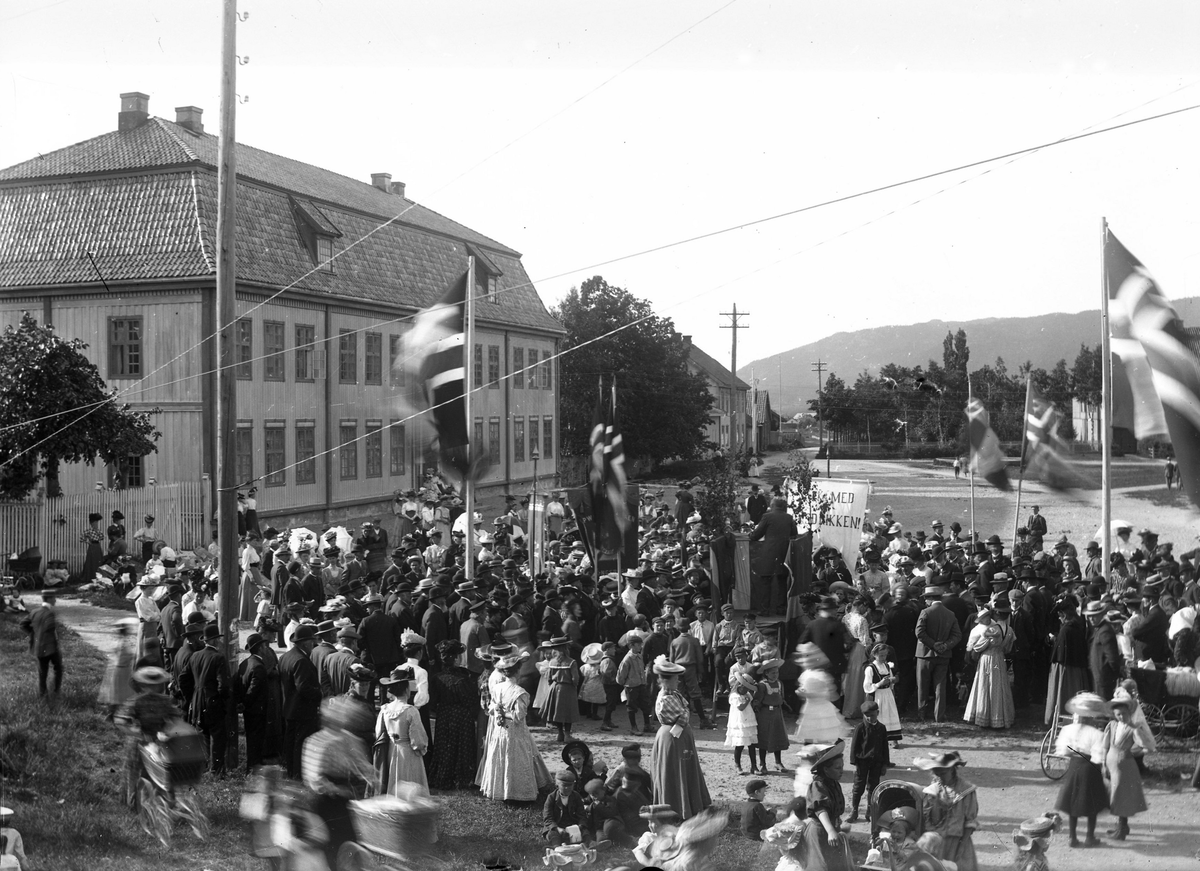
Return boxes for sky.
[3,0,1200,384]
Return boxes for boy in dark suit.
[543,769,590,846]
[740,778,777,840]
[849,699,891,822]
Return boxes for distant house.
[681,336,750,451]
[752,389,781,451]
[0,92,563,532]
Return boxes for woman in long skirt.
[427,640,480,790]
[862,643,901,743]
[79,513,105,583]
[753,658,791,773]
[917,751,978,871]
[1053,693,1109,847]
[98,618,140,716]
[1044,597,1090,725]
[650,656,711,820]
[802,741,855,871]
[1101,696,1148,840]
[479,654,552,801]
[841,600,871,719]
[794,644,848,745]
[541,638,580,743]
[133,578,161,663]
[239,539,264,622]
[374,666,429,795]
[963,607,1015,729]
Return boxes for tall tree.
[554,277,713,463]
[0,313,160,498]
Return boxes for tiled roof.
[0,170,562,333]
[0,116,519,256]
[687,342,750,391]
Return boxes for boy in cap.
[617,636,651,734]
[543,769,590,846]
[740,778,777,840]
[713,602,739,692]
[848,699,891,823]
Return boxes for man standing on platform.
[748,498,797,617]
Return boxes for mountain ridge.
[740,297,1200,418]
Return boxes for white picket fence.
[0,482,207,578]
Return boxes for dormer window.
[290,196,343,275]
[467,243,503,305]
[316,236,336,273]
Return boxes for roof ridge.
[188,170,215,274]
[151,117,199,162]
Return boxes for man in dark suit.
[236,633,270,773]
[915,585,962,722]
[20,589,63,697]
[883,586,920,715]
[799,597,854,705]
[358,593,404,706]
[748,497,798,616]
[189,623,231,775]
[421,587,450,671]
[280,623,323,778]
[448,580,480,638]
[1086,601,1124,701]
[1132,578,1171,664]
[158,583,185,669]
[459,600,491,675]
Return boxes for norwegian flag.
[403,271,485,483]
[1024,380,1086,490]
[1107,232,1200,507]
[585,378,630,553]
[604,380,630,538]
[965,396,1010,490]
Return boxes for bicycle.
[137,732,210,848]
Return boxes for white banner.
[812,478,871,558]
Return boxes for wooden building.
[0,92,563,534]
[681,336,751,451]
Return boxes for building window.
[365,422,382,478]
[389,335,406,387]
[235,423,253,484]
[513,347,524,389]
[317,236,336,273]
[527,349,538,389]
[295,324,315,381]
[339,421,358,480]
[488,345,500,388]
[488,417,500,466]
[473,344,483,389]
[296,422,316,484]
[540,353,552,389]
[474,418,484,460]
[108,316,143,378]
[108,455,144,489]
[365,332,382,385]
[389,421,406,475]
[339,330,357,383]
[488,274,499,304]
[529,415,539,460]
[265,423,286,486]
[513,418,525,463]
[543,417,554,459]
[263,321,285,381]
[235,318,253,380]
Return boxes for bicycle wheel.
[1142,703,1165,742]
[176,790,210,841]
[1039,726,1067,780]
[137,778,173,848]
[1161,704,1200,749]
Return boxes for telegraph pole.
[215,0,241,769]
[720,304,749,450]
[812,360,828,476]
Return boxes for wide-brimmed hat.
[132,665,171,685]
[494,652,527,670]
[732,671,757,691]
[757,657,784,671]
[810,740,845,770]
[400,629,426,646]
[561,739,591,765]
[379,665,415,686]
[1018,813,1061,842]
[922,585,947,600]
[652,654,685,676]
[1083,600,1106,617]
[541,635,571,649]
[581,642,603,664]
[913,750,966,770]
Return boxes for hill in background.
[741,297,1200,418]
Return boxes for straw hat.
[913,750,966,770]
[652,654,685,676]
[581,642,603,664]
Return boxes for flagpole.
[1011,374,1031,550]
[1100,218,1112,590]
[613,375,623,583]
[465,255,476,582]
[968,374,976,542]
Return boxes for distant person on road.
[1166,458,1177,490]
[20,589,62,699]
[953,457,961,479]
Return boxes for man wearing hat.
[310,620,340,686]
[749,497,799,616]
[976,535,1010,597]
[172,620,206,719]
[799,597,855,706]
[1025,505,1047,552]
[132,513,160,563]
[421,582,450,669]
[157,582,185,669]
[1085,600,1123,701]
[915,583,962,722]
[20,588,63,698]
[358,593,404,706]
[188,623,231,775]
[280,623,323,777]
[459,596,492,675]
[323,627,362,698]
[1131,577,1170,665]
[237,633,271,771]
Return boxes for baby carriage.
[2,546,43,590]
[861,780,951,871]
[1132,666,1200,750]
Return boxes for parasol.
[288,527,318,556]
[323,525,354,554]
[1093,519,1133,541]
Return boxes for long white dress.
[479,680,552,801]
[862,660,901,741]
[963,624,1015,729]
[794,669,848,744]
[376,700,429,795]
[724,688,758,748]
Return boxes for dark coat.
[749,508,798,576]
[884,602,920,661]
[188,645,230,729]
[20,605,59,658]
[542,791,590,838]
[236,651,268,713]
[422,605,449,668]
[159,600,184,653]
[322,648,360,698]
[799,615,853,676]
[1132,605,1170,664]
[1089,620,1123,699]
[1050,614,1089,668]
[915,602,962,661]
[279,646,322,721]
[358,610,404,668]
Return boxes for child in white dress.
[725,671,760,774]
[863,643,902,744]
[793,643,848,745]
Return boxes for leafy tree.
[806,373,856,440]
[1071,343,1103,444]
[779,450,834,532]
[0,314,160,498]
[554,277,713,463]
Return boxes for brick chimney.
[681,334,692,347]
[371,173,391,191]
[389,181,406,197]
[119,92,149,131]
[174,106,204,134]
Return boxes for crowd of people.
[37,470,1200,869]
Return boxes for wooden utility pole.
[812,359,827,475]
[215,0,240,769]
[719,304,749,450]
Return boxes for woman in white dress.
[841,599,871,718]
[374,665,429,795]
[963,607,1015,729]
[724,671,759,774]
[794,643,848,745]
[479,654,552,801]
[133,578,161,660]
[862,643,901,743]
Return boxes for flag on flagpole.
[1107,233,1169,439]
[1107,232,1200,507]
[1024,380,1086,490]
[965,396,1010,491]
[403,271,484,483]
[586,378,611,550]
[604,379,630,541]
